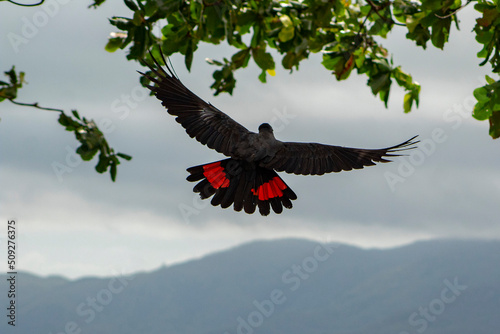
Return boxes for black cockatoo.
[140,53,418,216]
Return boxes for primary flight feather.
[139,52,418,216]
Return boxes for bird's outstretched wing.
[260,136,419,175]
[139,52,252,157]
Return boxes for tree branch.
[434,0,473,19]
[366,0,406,27]
[8,99,64,113]
[6,0,45,7]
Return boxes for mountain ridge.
[1,238,498,334]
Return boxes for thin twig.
[392,21,406,27]
[6,0,45,6]
[366,0,406,27]
[435,0,473,19]
[8,99,64,112]
[358,7,373,35]
[353,7,373,52]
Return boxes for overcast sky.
[1,1,499,280]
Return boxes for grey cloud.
[1,1,498,279]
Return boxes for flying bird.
[140,52,418,216]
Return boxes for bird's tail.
[186,159,297,216]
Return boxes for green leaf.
[322,52,354,80]
[95,154,110,173]
[491,92,500,111]
[360,4,371,16]
[379,88,390,107]
[278,15,295,42]
[431,17,451,49]
[109,17,132,30]
[124,0,138,11]
[5,66,17,84]
[476,30,493,44]
[372,58,392,72]
[279,14,293,28]
[89,0,106,8]
[71,109,81,120]
[0,86,16,100]
[476,8,500,27]
[110,163,117,182]
[77,145,98,161]
[392,66,411,86]
[18,71,25,85]
[128,26,147,59]
[405,11,426,33]
[472,101,491,120]
[231,48,251,68]
[117,152,132,161]
[489,111,500,139]
[236,10,257,35]
[206,58,224,66]
[144,1,158,16]
[250,24,262,48]
[406,24,431,49]
[105,37,124,53]
[485,75,496,85]
[279,26,295,42]
[185,40,194,72]
[404,92,413,113]
[421,0,448,11]
[258,70,267,83]
[252,47,275,71]
[161,25,189,56]
[0,66,25,100]
[322,53,343,71]
[210,63,236,95]
[132,11,143,26]
[353,48,366,68]
[473,86,490,103]
[282,52,299,70]
[58,113,79,130]
[369,72,391,95]
[110,154,121,165]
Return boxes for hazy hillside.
[1,239,499,334]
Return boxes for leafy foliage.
[92,0,500,138]
[1,67,131,181]
[473,0,500,138]
[96,0,420,112]
[0,66,24,102]
[57,111,132,181]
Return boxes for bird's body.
[232,124,281,162]
[140,52,418,215]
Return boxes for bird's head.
[258,123,273,133]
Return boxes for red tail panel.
[251,176,286,200]
[203,161,230,189]
[187,159,296,215]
